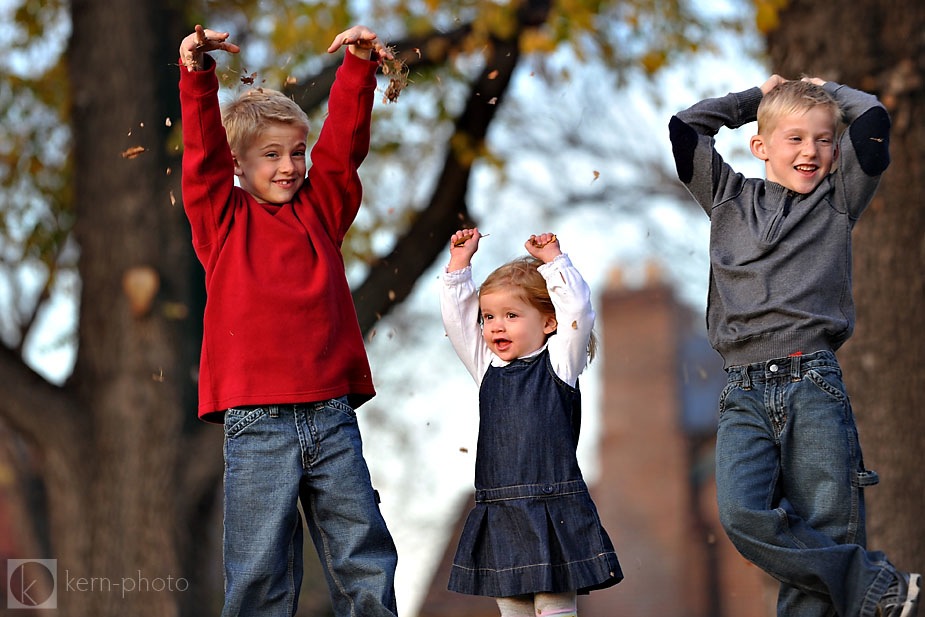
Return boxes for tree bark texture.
[767,0,925,577]
[60,0,203,614]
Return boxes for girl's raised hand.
[447,228,483,272]
[526,233,561,263]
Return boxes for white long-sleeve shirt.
[440,254,595,388]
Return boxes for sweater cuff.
[338,49,380,89]
[538,253,573,276]
[178,54,219,93]
[733,86,764,127]
[442,265,473,284]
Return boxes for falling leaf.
[488,97,497,105]
[459,447,469,453]
[169,190,177,206]
[388,290,396,301]
[487,70,499,80]
[412,47,421,58]
[592,170,600,182]
[166,167,172,176]
[381,52,409,104]
[286,75,297,85]
[152,368,165,383]
[571,321,578,329]
[121,146,146,159]
[165,117,172,127]
[241,71,257,85]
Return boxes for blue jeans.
[715,351,895,617]
[221,397,398,617]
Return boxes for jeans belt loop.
[742,365,752,390]
[790,354,801,382]
[268,404,279,418]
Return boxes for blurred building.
[417,266,776,617]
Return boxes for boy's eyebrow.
[255,140,307,150]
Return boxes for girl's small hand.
[526,233,561,263]
[447,228,482,271]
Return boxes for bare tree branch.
[351,33,523,332]
[0,344,82,461]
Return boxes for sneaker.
[877,572,921,617]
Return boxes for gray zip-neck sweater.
[669,82,891,368]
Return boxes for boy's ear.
[750,134,769,161]
[232,154,244,177]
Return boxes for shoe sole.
[903,573,921,617]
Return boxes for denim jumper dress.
[448,349,623,597]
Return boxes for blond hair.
[221,88,310,156]
[479,256,598,362]
[757,80,843,135]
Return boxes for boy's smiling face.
[233,122,308,204]
[750,106,838,195]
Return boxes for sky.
[10,5,768,615]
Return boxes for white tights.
[496,591,578,617]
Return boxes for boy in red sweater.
[178,25,398,616]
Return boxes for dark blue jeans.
[715,351,894,617]
[221,397,398,617]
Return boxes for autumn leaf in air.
[121,146,146,159]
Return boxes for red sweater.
[179,52,379,422]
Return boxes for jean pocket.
[717,382,737,418]
[804,367,848,403]
[224,407,267,439]
[323,396,357,420]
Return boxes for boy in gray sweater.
[669,75,918,617]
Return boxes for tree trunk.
[767,0,925,576]
[60,0,200,614]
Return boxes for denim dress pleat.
[448,349,623,597]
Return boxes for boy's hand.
[760,74,786,95]
[180,25,239,72]
[328,25,393,61]
[801,76,827,87]
[447,228,482,272]
[526,233,561,264]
